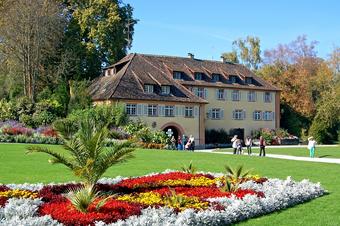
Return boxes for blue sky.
[125,0,340,60]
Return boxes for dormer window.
[194,72,203,80]
[144,84,154,93]
[173,71,182,80]
[212,74,220,82]
[230,76,237,83]
[245,77,253,84]
[161,85,171,95]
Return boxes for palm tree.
[220,165,252,192]
[27,116,135,189]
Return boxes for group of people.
[230,135,317,158]
[170,134,195,151]
[231,135,266,157]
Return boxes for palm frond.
[26,146,74,170]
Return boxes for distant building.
[89,53,280,144]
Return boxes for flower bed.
[0,170,325,225]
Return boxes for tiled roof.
[89,53,280,103]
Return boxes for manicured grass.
[1,143,340,225]
[215,146,340,158]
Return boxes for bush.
[205,129,229,144]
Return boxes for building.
[89,53,280,145]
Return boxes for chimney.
[220,55,226,63]
[188,53,194,59]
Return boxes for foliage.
[67,80,92,113]
[66,186,99,213]
[223,36,261,70]
[181,161,197,174]
[0,0,65,101]
[309,87,340,143]
[205,129,229,144]
[27,114,135,187]
[220,165,252,192]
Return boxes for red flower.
[0,197,7,207]
[39,199,141,226]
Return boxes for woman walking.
[245,136,252,155]
[308,136,317,158]
[231,135,238,154]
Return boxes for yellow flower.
[0,189,38,199]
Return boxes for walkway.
[195,149,340,164]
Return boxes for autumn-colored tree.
[221,51,239,64]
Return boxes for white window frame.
[185,106,194,118]
[173,71,182,79]
[263,111,273,121]
[161,85,171,95]
[147,104,158,116]
[264,92,272,103]
[212,108,221,119]
[197,87,204,98]
[217,89,225,100]
[233,109,245,120]
[164,105,174,117]
[253,110,262,120]
[126,104,137,116]
[248,91,256,102]
[232,90,240,101]
[144,84,154,93]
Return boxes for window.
[233,109,245,120]
[245,77,252,84]
[217,89,225,100]
[212,108,221,119]
[248,91,256,102]
[147,104,158,116]
[253,111,262,120]
[263,111,273,121]
[230,76,237,83]
[164,106,174,117]
[144,84,154,93]
[196,87,205,98]
[264,92,272,103]
[161,85,171,95]
[126,104,137,116]
[232,90,240,101]
[185,106,193,117]
[194,72,203,80]
[173,71,182,80]
[212,74,220,82]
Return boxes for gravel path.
[195,149,340,164]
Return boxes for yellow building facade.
[90,53,280,145]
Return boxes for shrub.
[205,129,229,144]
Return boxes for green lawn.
[1,143,340,225]
[215,146,340,158]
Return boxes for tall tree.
[224,36,261,70]
[258,35,334,135]
[221,51,239,63]
[59,0,137,80]
[0,0,65,102]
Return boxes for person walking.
[182,134,187,150]
[177,135,182,151]
[259,136,266,157]
[308,136,317,158]
[245,136,252,155]
[189,135,195,152]
[236,138,242,154]
[231,135,238,154]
